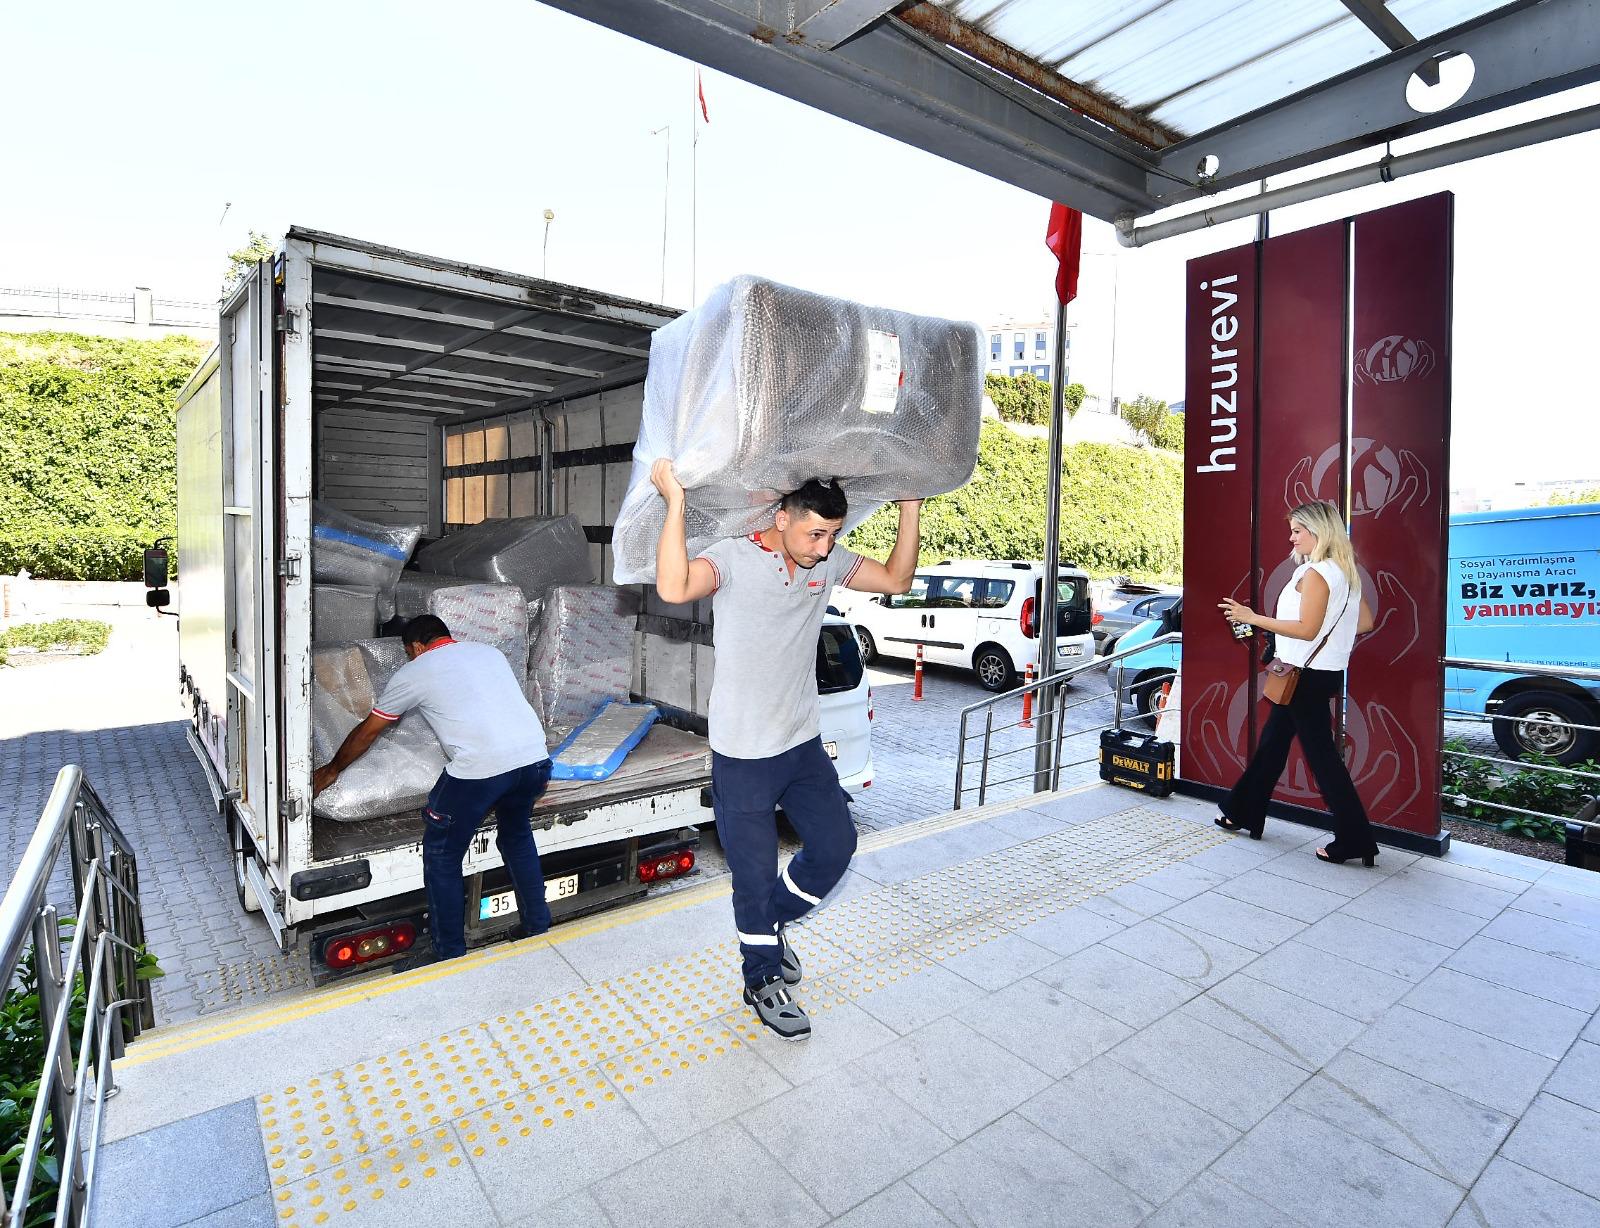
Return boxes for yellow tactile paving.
[262,804,1225,1222]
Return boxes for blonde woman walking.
[1216,500,1379,865]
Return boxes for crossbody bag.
[1262,587,1352,705]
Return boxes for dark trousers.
[1223,668,1378,856]
[422,759,553,958]
[712,737,858,987]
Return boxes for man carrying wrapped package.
[651,458,921,1040]
[311,614,552,971]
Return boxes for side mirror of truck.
[146,588,171,610]
[143,545,169,589]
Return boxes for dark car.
[1095,587,1181,655]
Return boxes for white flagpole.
[650,125,671,304]
[692,68,700,305]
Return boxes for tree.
[1151,411,1185,453]
[984,373,1087,426]
[1119,394,1181,450]
[1545,486,1600,506]
[222,231,276,296]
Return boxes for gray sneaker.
[743,976,811,1041]
[779,931,802,986]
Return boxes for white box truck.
[172,228,740,980]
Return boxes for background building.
[984,312,1066,384]
[0,285,215,340]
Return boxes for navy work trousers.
[422,759,553,958]
[712,736,858,987]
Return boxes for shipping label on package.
[862,329,902,415]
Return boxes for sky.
[2,0,1595,501]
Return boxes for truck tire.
[227,806,263,913]
[1492,690,1598,766]
[974,645,1016,692]
[856,626,877,666]
[1134,670,1175,729]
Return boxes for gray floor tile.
[830,1182,953,1228]
[907,1113,1150,1228]
[1549,1041,1600,1114]
[555,899,734,983]
[603,1020,792,1147]
[1241,939,1413,1023]
[592,1120,826,1228]
[1158,890,1307,953]
[1108,1011,1308,1130]
[742,999,898,1086]
[1215,1104,1465,1228]
[847,958,987,1035]
[954,975,1131,1078]
[1515,883,1600,932]
[1413,855,1543,894]
[1481,909,1600,970]
[1374,865,1523,919]
[739,1064,951,1215]
[1446,935,1600,1012]
[1296,912,1455,982]
[1338,889,1489,948]
[179,1195,276,1227]
[853,1017,1052,1140]
[935,931,1058,991]
[1501,1093,1600,1200]
[987,808,1066,842]
[1011,905,1125,957]
[1180,973,1367,1070]
[1214,867,1350,923]
[1135,860,1229,901]
[1433,840,1551,883]
[1290,1050,1514,1187]
[504,1189,615,1228]
[1104,916,1258,986]
[94,1100,268,1228]
[1255,849,1382,897]
[1535,863,1600,898]
[849,824,1014,887]
[1080,881,1179,923]
[1142,1170,1311,1228]
[1350,1006,1556,1117]
[1017,1055,1239,1203]
[1035,944,1202,1028]
[1184,840,1280,878]
[1402,967,1589,1059]
[1448,1157,1600,1228]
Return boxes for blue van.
[1113,503,1600,764]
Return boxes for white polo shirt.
[372,639,548,780]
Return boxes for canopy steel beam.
[1338,0,1418,54]
[1152,0,1600,202]
[790,0,901,49]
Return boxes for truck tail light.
[323,921,417,971]
[868,688,874,721]
[639,848,696,884]
[1020,596,1037,639]
[1092,605,1104,626]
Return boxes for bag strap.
[1303,579,1354,668]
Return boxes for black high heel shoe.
[1315,846,1378,868]
[1215,813,1263,840]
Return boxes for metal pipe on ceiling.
[1118,101,1600,247]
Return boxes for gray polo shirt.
[698,534,864,760]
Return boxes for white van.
[818,614,875,792]
[843,560,1097,691]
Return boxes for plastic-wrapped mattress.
[313,584,379,644]
[311,638,445,822]
[414,515,591,602]
[528,585,640,735]
[550,702,659,781]
[312,502,422,589]
[612,276,984,583]
[426,583,528,686]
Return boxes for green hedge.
[0,331,205,580]
[847,420,1182,580]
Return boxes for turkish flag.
[697,70,710,123]
[1045,202,1082,305]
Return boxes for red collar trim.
[421,637,457,654]
[750,531,777,554]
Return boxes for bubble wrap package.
[528,586,640,735]
[612,276,984,583]
[414,515,592,601]
[392,571,476,621]
[426,583,528,685]
[313,585,379,645]
[311,638,446,823]
[312,502,422,589]
[550,702,659,781]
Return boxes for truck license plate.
[1057,644,1083,658]
[478,875,578,921]
[824,741,838,759]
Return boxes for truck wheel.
[1492,690,1598,765]
[974,645,1016,692]
[227,806,263,913]
[856,626,877,665]
[1135,670,1175,729]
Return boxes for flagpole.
[650,125,671,304]
[691,69,699,304]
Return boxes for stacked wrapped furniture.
[414,514,592,603]
[612,276,984,583]
[312,502,422,589]
[312,584,379,644]
[528,585,640,735]
[426,583,529,687]
[311,638,446,822]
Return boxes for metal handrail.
[1,766,153,1227]
[954,634,1181,808]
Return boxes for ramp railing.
[1,766,154,1227]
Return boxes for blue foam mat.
[550,702,659,781]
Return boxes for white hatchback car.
[817,614,875,792]
[840,560,1097,692]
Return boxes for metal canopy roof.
[294,228,678,425]
[540,0,1600,227]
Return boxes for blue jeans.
[712,737,857,987]
[422,760,552,958]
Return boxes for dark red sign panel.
[1181,246,1258,789]
[1255,221,1348,808]
[1347,193,1453,836]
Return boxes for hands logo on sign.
[1285,439,1432,522]
[1355,335,1437,385]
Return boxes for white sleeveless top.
[1273,560,1358,670]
